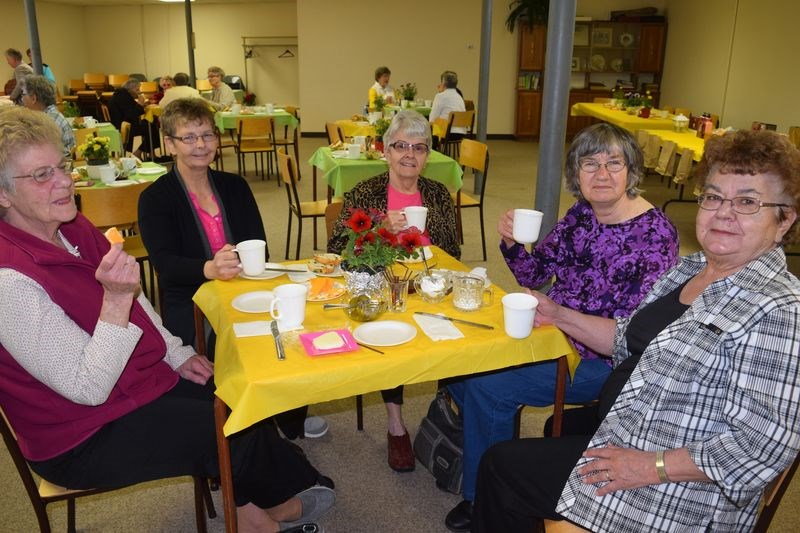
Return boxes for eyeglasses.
[168,132,218,145]
[579,159,627,173]
[388,141,430,155]
[13,161,73,183]
[697,194,791,215]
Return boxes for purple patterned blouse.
[501,200,679,364]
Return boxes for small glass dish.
[414,273,451,304]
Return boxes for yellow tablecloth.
[643,129,705,161]
[193,247,580,436]
[571,102,674,132]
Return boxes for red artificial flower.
[377,227,397,246]
[347,209,372,233]
[356,232,377,247]
[397,227,424,252]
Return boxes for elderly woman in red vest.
[0,107,332,532]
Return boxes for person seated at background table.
[108,78,159,159]
[25,48,56,86]
[328,109,460,472]
[206,66,236,111]
[138,98,328,441]
[428,70,466,150]
[471,128,800,533]
[158,71,201,110]
[0,106,335,533]
[368,65,394,109]
[20,75,75,158]
[4,48,33,104]
[151,74,174,105]
[443,122,679,532]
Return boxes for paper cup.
[512,209,544,244]
[235,239,266,276]
[347,144,361,159]
[502,293,539,339]
[404,206,428,231]
[270,283,308,328]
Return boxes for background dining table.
[214,108,299,132]
[73,161,168,189]
[73,122,123,155]
[308,146,463,200]
[571,102,675,132]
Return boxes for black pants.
[381,385,403,405]
[31,379,320,508]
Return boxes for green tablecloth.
[200,89,245,104]
[214,110,299,133]
[73,122,123,156]
[308,147,463,198]
[386,104,431,117]
[75,161,169,189]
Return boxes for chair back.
[753,452,800,533]
[660,105,675,114]
[448,110,475,133]
[277,148,303,214]
[635,129,650,149]
[592,97,612,104]
[325,122,344,144]
[120,121,131,152]
[100,102,111,122]
[788,126,800,149]
[674,107,692,117]
[654,140,677,177]
[75,91,101,120]
[325,202,344,244]
[237,117,273,146]
[464,99,475,112]
[196,79,212,91]
[458,139,489,199]
[139,81,158,98]
[76,181,152,231]
[83,73,107,92]
[107,74,129,89]
[68,79,86,95]
[72,128,99,160]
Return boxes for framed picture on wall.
[592,27,612,47]
[574,24,589,46]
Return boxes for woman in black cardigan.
[108,78,158,158]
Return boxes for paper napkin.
[413,314,464,341]
[233,321,303,338]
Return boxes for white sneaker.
[304,416,329,438]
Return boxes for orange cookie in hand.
[104,227,124,245]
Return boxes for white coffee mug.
[235,239,266,276]
[352,135,367,149]
[270,283,308,328]
[347,144,361,159]
[502,293,539,339]
[83,117,97,128]
[98,164,121,185]
[512,209,544,244]
[424,99,433,107]
[265,103,275,114]
[404,206,428,231]
[119,157,137,172]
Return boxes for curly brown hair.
[695,130,800,244]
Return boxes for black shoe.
[445,499,472,532]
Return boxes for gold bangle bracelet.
[656,450,670,483]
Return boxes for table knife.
[263,267,307,273]
[413,311,494,330]
[270,320,286,360]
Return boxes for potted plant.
[78,133,112,165]
[373,117,391,151]
[243,92,256,106]
[505,0,550,31]
[373,94,386,112]
[399,83,417,107]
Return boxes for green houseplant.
[373,117,391,151]
[399,83,417,104]
[77,134,112,165]
[505,0,550,31]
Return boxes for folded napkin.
[413,314,464,341]
[469,267,491,287]
[233,321,303,338]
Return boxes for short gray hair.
[23,75,56,107]
[0,107,62,207]
[441,71,458,89]
[122,78,141,91]
[383,109,432,148]
[207,66,225,78]
[564,123,644,199]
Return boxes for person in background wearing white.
[158,72,202,110]
[428,71,466,150]
[206,66,236,111]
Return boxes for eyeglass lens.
[579,159,625,173]
[175,133,217,144]
[18,161,73,183]
[391,141,429,154]
[697,194,785,214]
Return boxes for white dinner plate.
[134,166,167,175]
[239,262,291,281]
[106,180,137,187]
[330,150,349,159]
[590,54,605,71]
[353,321,417,347]
[397,246,433,264]
[231,291,274,313]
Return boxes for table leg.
[551,356,567,438]
[146,121,155,162]
[312,166,317,201]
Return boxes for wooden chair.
[273,106,301,179]
[463,99,475,112]
[439,110,475,158]
[72,128,99,161]
[107,73,129,89]
[196,79,212,91]
[660,105,675,115]
[674,107,692,117]
[236,117,276,180]
[709,113,720,128]
[139,81,158,99]
[592,97,612,104]
[75,91,101,120]
[450,139,489,260]
[0,406,214,533]
[788,126,800,149]
[83,73,107,93]
[99,102,111,123]
[278,149,328,259]
[67,79,85,95]
[325,122,345,145]
[215,129,237,172]
[120,121,131,154]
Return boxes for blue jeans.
[447,358,611,501]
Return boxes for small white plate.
[239,262,293,281]
[287,264,316,283]
[330,150,349,159]
[106,181,137,187]
[353,321,417,347]
[231,291,274,313]
[135,166,167,175]
[397,246,433,264]
[314,265,343,278]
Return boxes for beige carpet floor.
[2,136,798,532]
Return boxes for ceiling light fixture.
[159,0,195,3]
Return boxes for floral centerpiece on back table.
[77,134,112,165]
[399,82,417,107]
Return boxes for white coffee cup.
[98,164,121,185]
[424,99,433,107]
[512,209,544,244]
[83,117,97,128]
[265,103,275,114]
[235,239,266,276]
[347,143,361,159]
[352,135,367,149]
[120,157,137,172]
[502,293,539,339]
[404,206,428,231]
[270,283,308,328]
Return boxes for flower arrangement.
[341,208,423,272]
[624,90,653,109]
[243,92,256,105]
[373,94,386,112]
[62,101,80,118]
[399,82,417,101]
[374,117,392,140]
[77,134,111,163]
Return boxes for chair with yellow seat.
[674,107,691,118]
[0,405,214,533]
[439,110,475,159]
[196,79,212,92]
[273,106,302,179]
[67,79,85,95]
[450,138,489,260]
[788,126,800,149]
[99,102,111,122]
[139,81,158,99]
[75,91,101,121]
[278,148,328,259]
[83,73,107,93]
[107,73,129,89]
[325,122,345,145]
[120,121,131,154]
[236,117,276,180]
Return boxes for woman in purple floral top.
[444,123,679,532]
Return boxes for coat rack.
[240,36,298,90]
[278,49,295,58]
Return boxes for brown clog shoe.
[387,431,415,472]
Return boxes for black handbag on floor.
[413,389,464,494]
